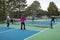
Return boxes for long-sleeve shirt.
[20,17,25,23]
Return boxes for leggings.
[21,22,25,30]
[7,23,10,28]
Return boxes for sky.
[26,0,60,11]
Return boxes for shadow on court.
[26,25,50,28]
[33,25,50,28]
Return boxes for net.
[12,17,56,28]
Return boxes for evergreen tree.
[47,1,59,16]
[26,0,41,16]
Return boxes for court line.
[24,28,49,40]
[24,22,57,40]
[0,29,16,34]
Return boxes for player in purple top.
[20,16,25,30]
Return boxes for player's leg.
[21,23,22,30]
[23,22,25,30]
[7,23,9,28]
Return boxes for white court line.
[24,28,49,40]
[0,29,16,34]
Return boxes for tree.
[1,0,27,18]
[26,0,41,16]
[0,0,6,21]
[47,1,59,16]
[0,0,27,22]
[36,9,48,17]
[9,0,27,18]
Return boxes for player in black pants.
[21,22,25,30]
[51,16,55,28]
[20,16,25,30]
[6,16,10,28]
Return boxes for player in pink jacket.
[20,16,25,30]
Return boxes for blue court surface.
[0,27,39,40]
[0,20,57,40]
[26,21,57,25]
